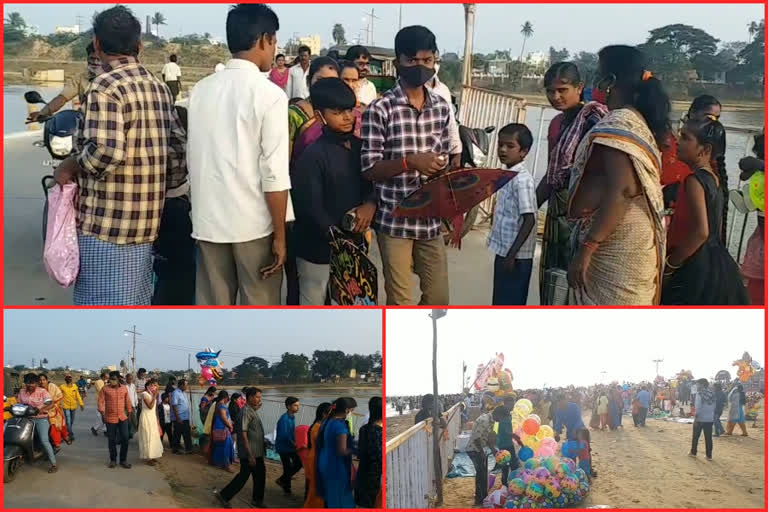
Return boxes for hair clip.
[706,114,719,122]
[641,70,653,81]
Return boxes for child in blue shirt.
[486,124,537,305]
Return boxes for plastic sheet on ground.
[446,449,495,478]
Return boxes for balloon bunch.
[475,354,514,398]
[196,348,224,386]
[482,454,590,508]
[733,352,758,383]
[509,399,557,459]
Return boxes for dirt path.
[438,414,764,509]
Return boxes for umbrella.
[393,168,518,246]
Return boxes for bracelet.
[665,256,682,270]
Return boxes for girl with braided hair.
[662,116,749,304]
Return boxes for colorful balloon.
[518,446,534,462]
[508,478,526,496]
[495,450,512,466]
[523,417,540,435]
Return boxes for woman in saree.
[39,374,69,446]
[536,62,609,304]
[268,54,289,91]
[566,45,668,305]
[304,402,331,508]
[316,398,358,509]
[209,391,236,472]
[726,383,748,436]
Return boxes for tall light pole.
[398,4,403,30]
[462,4,476,87]
[124,325,142,375]
[363,8,380,46]
[652,358,664,376]
[430,309,447,505]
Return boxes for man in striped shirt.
[361,26,454,305]
[54,5,187,306]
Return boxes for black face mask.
[398,64,435,88]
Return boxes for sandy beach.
[433,412,764,509]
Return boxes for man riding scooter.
[16,373,58,473]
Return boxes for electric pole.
[430,309,447,505]
[398,4,403,30]
[124,325,142,375]
[363,8,380,46]
[652,358,664,376]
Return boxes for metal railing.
[385,404,463,509]
[458,86,763,261]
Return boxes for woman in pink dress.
[269,54,289,91]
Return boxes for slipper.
[48,465,58,473]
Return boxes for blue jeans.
[714,415,725,435]
[63,409,76,439]
[33,418,56,465]
[492,257,533,305]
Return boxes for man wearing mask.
[286,45,311,100]
[345,45,377,106]
[362,25,454,305]
[52,5,188,306]
[26,42,101,122]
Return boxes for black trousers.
[278,452,303,489]
[172,420,192,452]
[691,421,713,457]
[106,420,129,463]
[220,457,266,504]
[467,450,487,505]
[285,221,299,305]
[160,422,173,443]
[166,80,180,101]
[637,407,648,426]
[152,196,195,305]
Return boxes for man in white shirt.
[125,373,139,437]
[187,3,291,305]
[345,45,377,106]
[285,45,311,99]
[427,59,462,168]
[161,54,182,101]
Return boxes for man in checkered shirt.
[55,6,187,306]
[361,26,459,305]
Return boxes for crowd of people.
[389,375,759,505]
[11,370,382,508]
[28,3,762,306]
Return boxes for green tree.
[645,24,719,59]
[152,12,167,38]
[733,19,765,90]
[518,21,534,87]
[272,352,310,381]
[332,23,347,46]
[472,53,489,73]
[311,350,348,379]
[572,51,599,86]
[12,364,26,372]
[548,47,569,65]
[231,356,271,383]
[3,12,27,42]
[749,20,760,42]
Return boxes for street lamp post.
[430,309,447,504]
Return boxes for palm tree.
[4,12,26,28]
[332,23,346,46]
[749,21,759,42]
[518,21,534,88]
[152,12,167,38]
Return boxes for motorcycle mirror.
[484,126,496,134]
[43,398,53,406]
[24,91,45,104]
[33,140,45,148]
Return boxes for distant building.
[55,25,80,35]
[527,51,548,67]
[298,35,322,56]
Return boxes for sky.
[385,309,765,395]
[3,309,382,371]
[3,3,763,55]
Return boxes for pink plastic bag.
[43,183,79,287]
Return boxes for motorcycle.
[440,95,495,243]
[4,399,55,483]
[24,91,83,242]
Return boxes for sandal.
[48,465,58,473]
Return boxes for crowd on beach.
[389,376,759,505]
[27,3,764,306]
[10,369,382,508]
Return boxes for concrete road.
[3,392,178,508]
[2,133,540,305]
